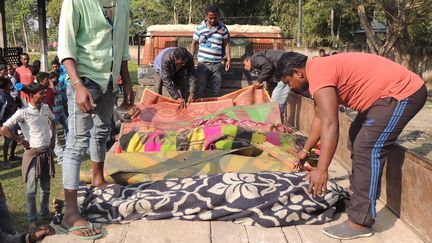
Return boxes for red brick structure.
[143,24,286,65]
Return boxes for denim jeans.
[54,112,69,161]
[196,62,224,98]
[26,159,51,224]
[62,78,116,190]
[271,81,291,121]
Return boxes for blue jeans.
[62,78,116,190]
[54,112,69,161]
[26,159,51,223]
[271,81,291,121]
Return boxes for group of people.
[0,0,428,242]
[0,54,69,242]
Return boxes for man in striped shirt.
[191,4,231,98]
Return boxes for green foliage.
[46,0,62,44]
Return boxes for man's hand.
[18,137,30,149]
[74,84,96,113]
[177,98,187,109]
[187,92,195,105]
[305,168,329,196]
[124,105,140,119]
[225,59,231,71]
[29,225,55,242]
[293,150,309,171]
[122,81,135,109]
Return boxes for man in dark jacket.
[153,47,198,108]
[242,50,291,120]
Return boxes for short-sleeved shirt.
[3,103,54,149]
[58,0,131,93]
[306,53,424,112]
[15,66,34,101]
[193,20,229,63]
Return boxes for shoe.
[323,221,373,240]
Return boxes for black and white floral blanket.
[77,172,347,227]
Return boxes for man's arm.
[307,86,339,196]
[62,59,96,113]
[48,109,56,150]
[254,56,274,84]
[224,39,231,71]
[190,40,198,56]
[120,61,134,109]
[187,56,198,103]
[293,101,322,169]
[1,110,29,149]
[160,60,180,100]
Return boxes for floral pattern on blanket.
[77,172,347,227]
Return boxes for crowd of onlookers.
[0,53,68,168]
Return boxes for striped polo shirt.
[193,20,230,63]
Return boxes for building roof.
[146,24,283,34]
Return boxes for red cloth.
[44,87,55,110]
[306,52,424,112]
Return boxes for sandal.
[51,222,103,240]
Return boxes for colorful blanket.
[77,172,347,226]
[119,124,297,153]
[133,85,273,126]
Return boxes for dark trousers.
[196,62,224,98]
[347,85,427,227]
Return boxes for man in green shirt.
[58,0,133,239]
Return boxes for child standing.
[36,72,55,111]
[50,72,68,163]
[0,82,56,231]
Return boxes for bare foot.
[91,178,110,189]
[62,213,101,237]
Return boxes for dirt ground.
[397,82,432,160]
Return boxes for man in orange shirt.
[15,53,34,105]
[277,52,426,240]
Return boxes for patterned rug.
[78,172,347,227]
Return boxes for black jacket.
[251,50,286,84]
[159,49,197,99]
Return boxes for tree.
[357,0,432,57]
[47,0,62,44]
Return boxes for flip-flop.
[51,222,103,240]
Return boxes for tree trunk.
[296,0,302,47]
[336,14,342,48]
[188,0,192,24]
[22,15,29,52]
[357,3,381,55]
[331,8,335,48]
[37,0,48,71]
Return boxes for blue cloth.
[154,47,177,72]
[271,81,291,121]
[58,65,67,92]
